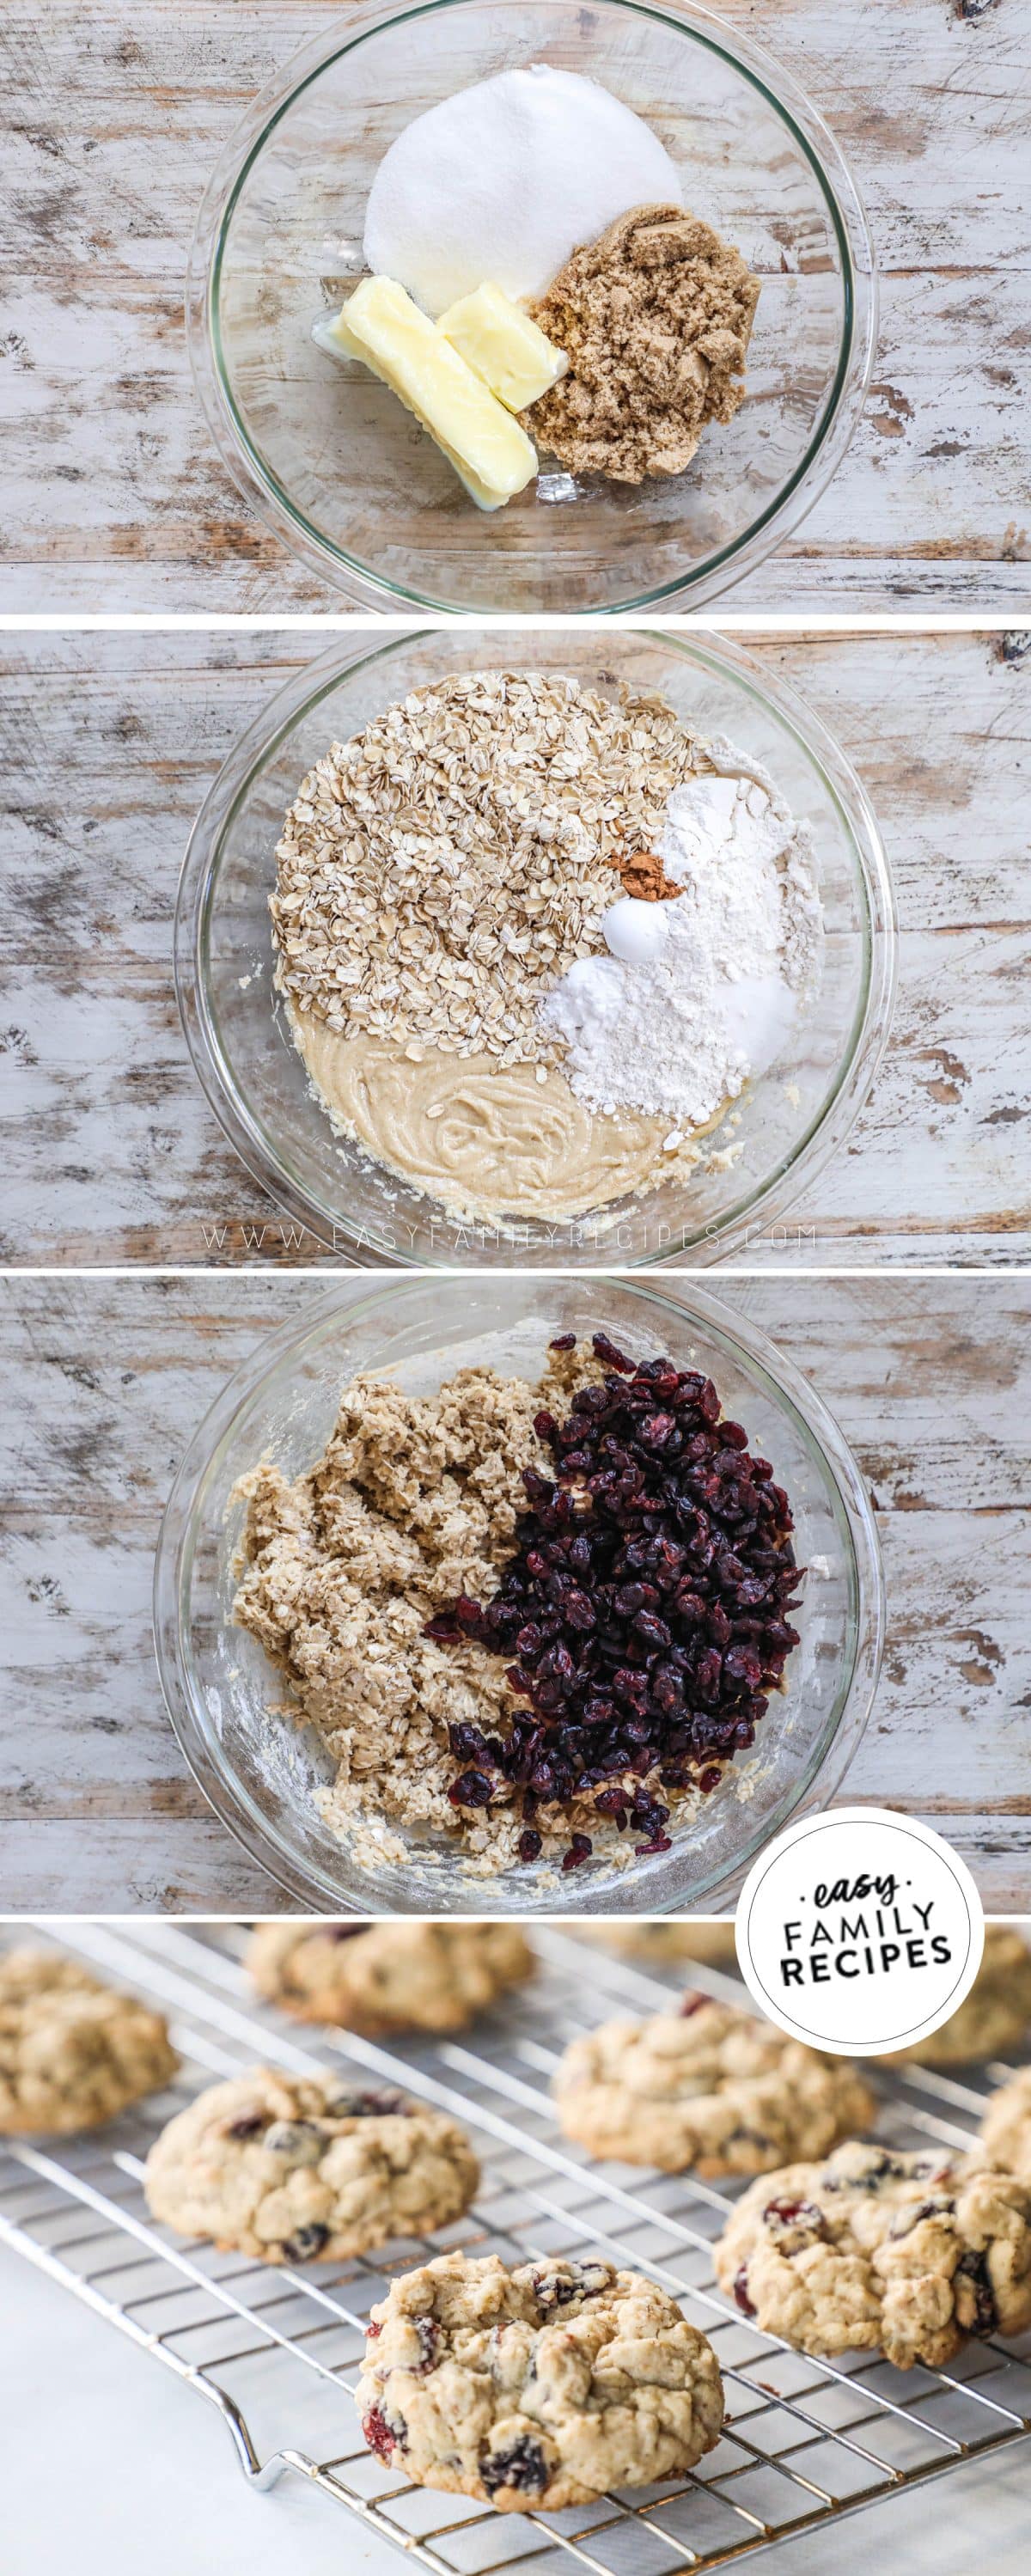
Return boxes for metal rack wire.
[3,1920,1031,2573]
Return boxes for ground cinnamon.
[613,845,681,900]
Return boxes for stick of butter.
[438,282,568,412]
[316,277,537,510]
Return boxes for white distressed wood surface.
[1,1273,1028,1912]
[2,626,1028,1265]
[3,0,1030,609]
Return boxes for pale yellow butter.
[438,282,568,412]
[317,277,537,510]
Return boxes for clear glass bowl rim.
[174,625,899,1270]
[152,1273,887,1914]
[185,0,879,613]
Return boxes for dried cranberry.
[734,2267,755,2317]
[763,2199,827,2243]
[955,2249,997,2335]
[284,2222,329,2260]
[225,2114,268,2140]
[680,1993,709,2017]
[432,1340,802,1865]
[448,1769,494,1809]
[363,2405,405,2461]
[549,1333,577,1351]
[517,1827,543,1863]
[482,2435,548,2497]
[562,1833,593,1870]
[533,2262,612,2310]
[329,2088,408,2118]
[591,1332,634,1373]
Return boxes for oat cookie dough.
[144,2068,479,2262]
[0,1949,178,2138]
[980,2071,1031,2185]
[554,1998,874,2177]
[247,1920,534,2036]
[715,2141,1031,2369]
[231,1357,564,1877]
[890,1925,1031,2066]
[357,2250,724,2510]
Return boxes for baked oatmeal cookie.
[0,1948,178,2137]
[144,2067,478,2262]
[356,2250,724,2510]
[584,1923,737,1969]
[890,1926,1031,2066]
[980,2070,1031,2184]
[715,2140,1031,2368]
[247,1920,534,2036]
[554,1997,874,2177]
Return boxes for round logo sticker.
[735,1808,985,2057]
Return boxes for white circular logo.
[735,1807,985,2056]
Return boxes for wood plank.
[2,0,1029,608]
[1,1273,1028,1913]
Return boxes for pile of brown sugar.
[524,202,761,485]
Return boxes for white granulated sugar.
[541,750,822,1126]
[363,65,683,317]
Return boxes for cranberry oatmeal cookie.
[247,1920,534,2035]
[715,2141,1031,2369]
[979,2071,1031,2184]
[584,1922,737,1969]
[0,1949,178,2138]
[890,1926,1031,2067]
[555,1996,874,2177]
[357,2251,724,2511]
[144,2068,478,2262]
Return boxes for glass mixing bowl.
[186,0,876,611]
[175,627,896,1267]
[153,1276,884,1914]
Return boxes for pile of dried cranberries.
[425,1332,802,1870]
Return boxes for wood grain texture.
[1,1273,1028,1912]
[2,626,1028,1266]
[3,0,1029,609]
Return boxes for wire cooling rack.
[3,1921,1031,2573]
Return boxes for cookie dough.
[891,1926,1031,2066]
[144,2067,479,2262]
[356,2251,724,2510]
[715,2140,1031,2369]
[291,1015,686,1226]
[980,2071,1031,2184]
[554,1999,875,2177]
[0,1948,178,2138]
[247,1920,534,2036]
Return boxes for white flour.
[541,745,822,1129]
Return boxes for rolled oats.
[271,673,705,1067]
